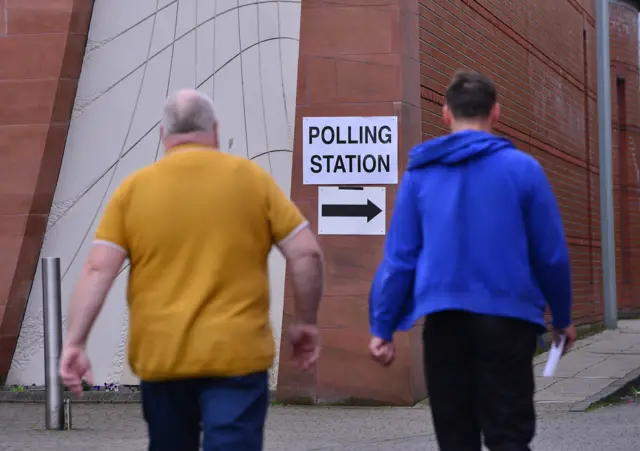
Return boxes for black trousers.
[423,310,538,451]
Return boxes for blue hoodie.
[369,130,572,341]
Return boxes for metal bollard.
[42,257,64,431]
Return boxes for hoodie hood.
[408,130,514,170]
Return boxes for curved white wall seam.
[7,0,301,391]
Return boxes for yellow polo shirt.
[94,145,307,381]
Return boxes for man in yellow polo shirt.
[59,89,324,451]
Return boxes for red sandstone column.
[276,0,425,406]
[0,0,94,383]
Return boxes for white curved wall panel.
[7,0,301,390]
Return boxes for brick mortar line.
[420,0,586,92]
[419,89,597,171]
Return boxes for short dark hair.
[444,70,497,119]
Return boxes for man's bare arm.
[278,227,324,325]
[65,244,127,347]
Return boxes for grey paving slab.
[535,376,562,392]
[534,350,608,378]
[576,354,640,379]
[535,394,587,403]
[586,334,639,353]
[535,402,578,415]
[535,377,617,402]
[619,319,640,331]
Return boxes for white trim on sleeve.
[93,240,128,255]
[277,221,309,248]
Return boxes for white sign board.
[318,187,386,235]
[303,116,398,185]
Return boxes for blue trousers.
[141,372,268,451]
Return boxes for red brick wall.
[610,0,640,314]
[418,0,640,325]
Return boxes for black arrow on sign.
[321,200,382,223]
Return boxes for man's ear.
[159,124,165,140]
[442,105,453,128]
[490,103,501,126]
[212,122,220,148]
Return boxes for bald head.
[162,90,217,136]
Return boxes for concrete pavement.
[2,402,640,450]
[4,321,640,410]
[3,320,640,449]
[533,320,640,412]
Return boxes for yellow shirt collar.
[165,144,217,155]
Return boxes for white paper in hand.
[543,335,566,378]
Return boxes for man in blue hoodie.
[368,70,577,451]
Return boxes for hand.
[369,337,395,367]
[289,323,320,372]
[551,323,577,355]
[59,344,92,398]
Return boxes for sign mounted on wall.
[302,116,398,185]
[318,186,386,235]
